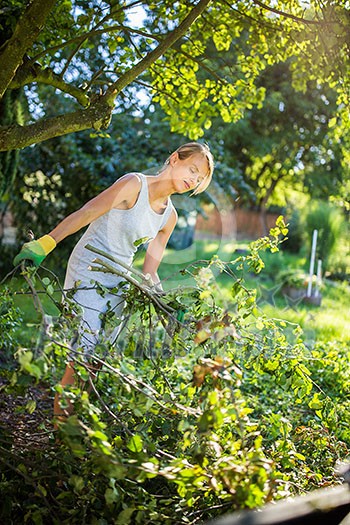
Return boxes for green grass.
[3,239,350,345]
[4,276,61,345]
[157,239,350,343]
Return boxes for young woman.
[14,142,214,419]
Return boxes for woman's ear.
[169,152,179,166]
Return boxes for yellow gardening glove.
[13,235,56,267]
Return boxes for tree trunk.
[0,0,57,100]
[0,90,22,198]
[258,174,284,236]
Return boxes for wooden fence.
[195,206,280,240]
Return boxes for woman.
[14,142,214,418]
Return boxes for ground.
[0,376,54,450]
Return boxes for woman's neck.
[147,169,174,204]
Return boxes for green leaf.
[69,475,85,492]
[116,508,135,525]
[133,236,150,247]
[127,434,143,453]
[105,487,119,505]
[25,399,36,414]
[309,394,323,410]
[18,350,33,367]
[328,117,337,128]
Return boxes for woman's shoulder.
[104,172,143,210]
[112,172,143,195]
[117,172,144,185]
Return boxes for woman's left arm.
[142,210,178,286]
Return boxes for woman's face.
[170,152,208,194]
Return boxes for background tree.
[215,62,345,233]
[1,0,349,267]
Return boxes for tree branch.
[0,0,212,151]
[0,97,113,151]
[252,0,332,26]
[10,59,90,107]
[30,24,159,64]
[0,0,57,100]
[105,0,212,101]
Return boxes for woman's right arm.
[49,174,141,243]
[13,174,141,267]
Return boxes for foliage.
[281,207,304,254]
[0,1,350,152]
[150,1,350,140]
[1,218,349,523]
[213,62,345,216]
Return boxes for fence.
[195,206,280,240]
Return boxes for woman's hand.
[13,235,56,267]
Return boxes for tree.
[0,0,349,154]
[0,0,211,152]
[216,62,345,232]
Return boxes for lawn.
[158,239,350,344]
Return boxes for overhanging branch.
[252,0,333,26]
[10,60,90,107]
[0,98,113,152]
[105,0,212,102]
[0,0,212,151]
[30,24,160,64]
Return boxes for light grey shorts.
[67,285,126,357]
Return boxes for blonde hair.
[166,142,214,195]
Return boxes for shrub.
[282,209,303,254]
[304,201,345,271]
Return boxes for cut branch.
[0,0,57,100]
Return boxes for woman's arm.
[49,174,141,243]
[13,174,142,267]
[142,209,178,285]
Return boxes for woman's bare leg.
[53,362,76,428]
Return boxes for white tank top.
[64,173,174,289]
